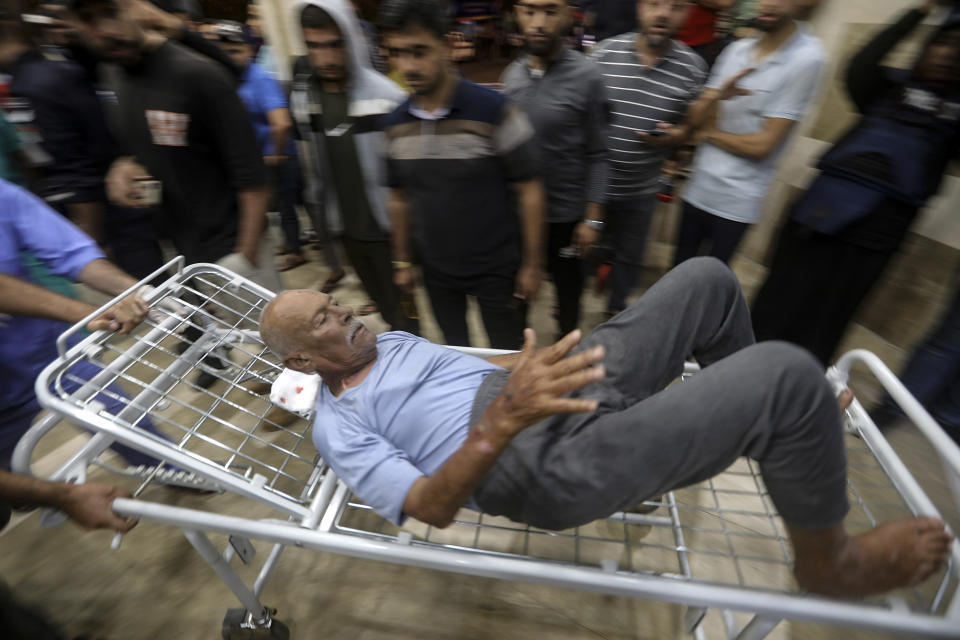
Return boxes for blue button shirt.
[237,62,296,157]
[684,23,827,224]
[312,332,500,525]
[0,179,104,412]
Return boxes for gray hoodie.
[290,0,406,234]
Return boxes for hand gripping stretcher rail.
[13,258,960,640]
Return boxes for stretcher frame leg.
[183,528,271,624]
[733,616,781,640]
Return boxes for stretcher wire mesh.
[46,267,326,507]
[40,264,958,619]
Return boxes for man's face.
[917,29,960,89]
[516,0,570,58]
[385,26,449,97]
[268,290,378,376]
[303,25,348,83]
[637,0,689,49]
[70,0,144,66]
[220,41,252,70]
[755,0,797,33]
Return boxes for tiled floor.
[2,226,958,640]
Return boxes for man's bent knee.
[675,256,739,293]
[754,341,837,415]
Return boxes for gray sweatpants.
[472,257,849,531]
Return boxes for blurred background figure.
[873,281,960,444]
[502,0,608,339]
[70,0,279,291]
[381,0,543,350]
[212,19,307,274]
[675,0,827,266]
[752,1,960,365]
[676,0,734,67]
[583,0,637,42]
[591,0,706,318]
[290,0,418,333]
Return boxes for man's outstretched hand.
[492,329,605,436]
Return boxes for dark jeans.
[342,237,419,334]
[605,195,656,313]
[752,216,907,366]
[547,221,585,336]
[472,258,847,531]
[422,267,524,350]
[881,285,960,438]
[105,204,165,282]
[674,200,750,266]
[273,156,302,254]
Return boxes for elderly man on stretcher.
[259,257,953,599]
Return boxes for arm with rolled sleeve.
[253,66,294,159]
[702,53,826,161]
[6,182,104,281]
[5,182,140,299]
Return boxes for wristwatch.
[583,219,605,231]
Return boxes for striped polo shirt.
[592,35,707,200]
[383,78,538,278]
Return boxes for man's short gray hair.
[259,297,299,362]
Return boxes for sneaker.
[197,344,234,389]
[627,496,663,514]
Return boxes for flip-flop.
[278,254,307,272]
[321,268,346,293]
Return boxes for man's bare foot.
[793,517,953,598]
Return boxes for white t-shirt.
[684,23,827,224]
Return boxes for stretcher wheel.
[221,608,290,640]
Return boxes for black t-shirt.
[113,41,266,263]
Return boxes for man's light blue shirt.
[312,332,501,525]
[684,23,827,224]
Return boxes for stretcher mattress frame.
[18,258,960,640]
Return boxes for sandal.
[321,268,346,293]
[277,253,307,272]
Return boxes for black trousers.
[752,201,916,365]
[547,221,585,336]
[673,200,750,266]
[342,237,419,334]
[422,267,524,349]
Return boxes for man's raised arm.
[0,272,147,334]
[402,330,605,528]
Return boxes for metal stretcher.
[14,258,960,640]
